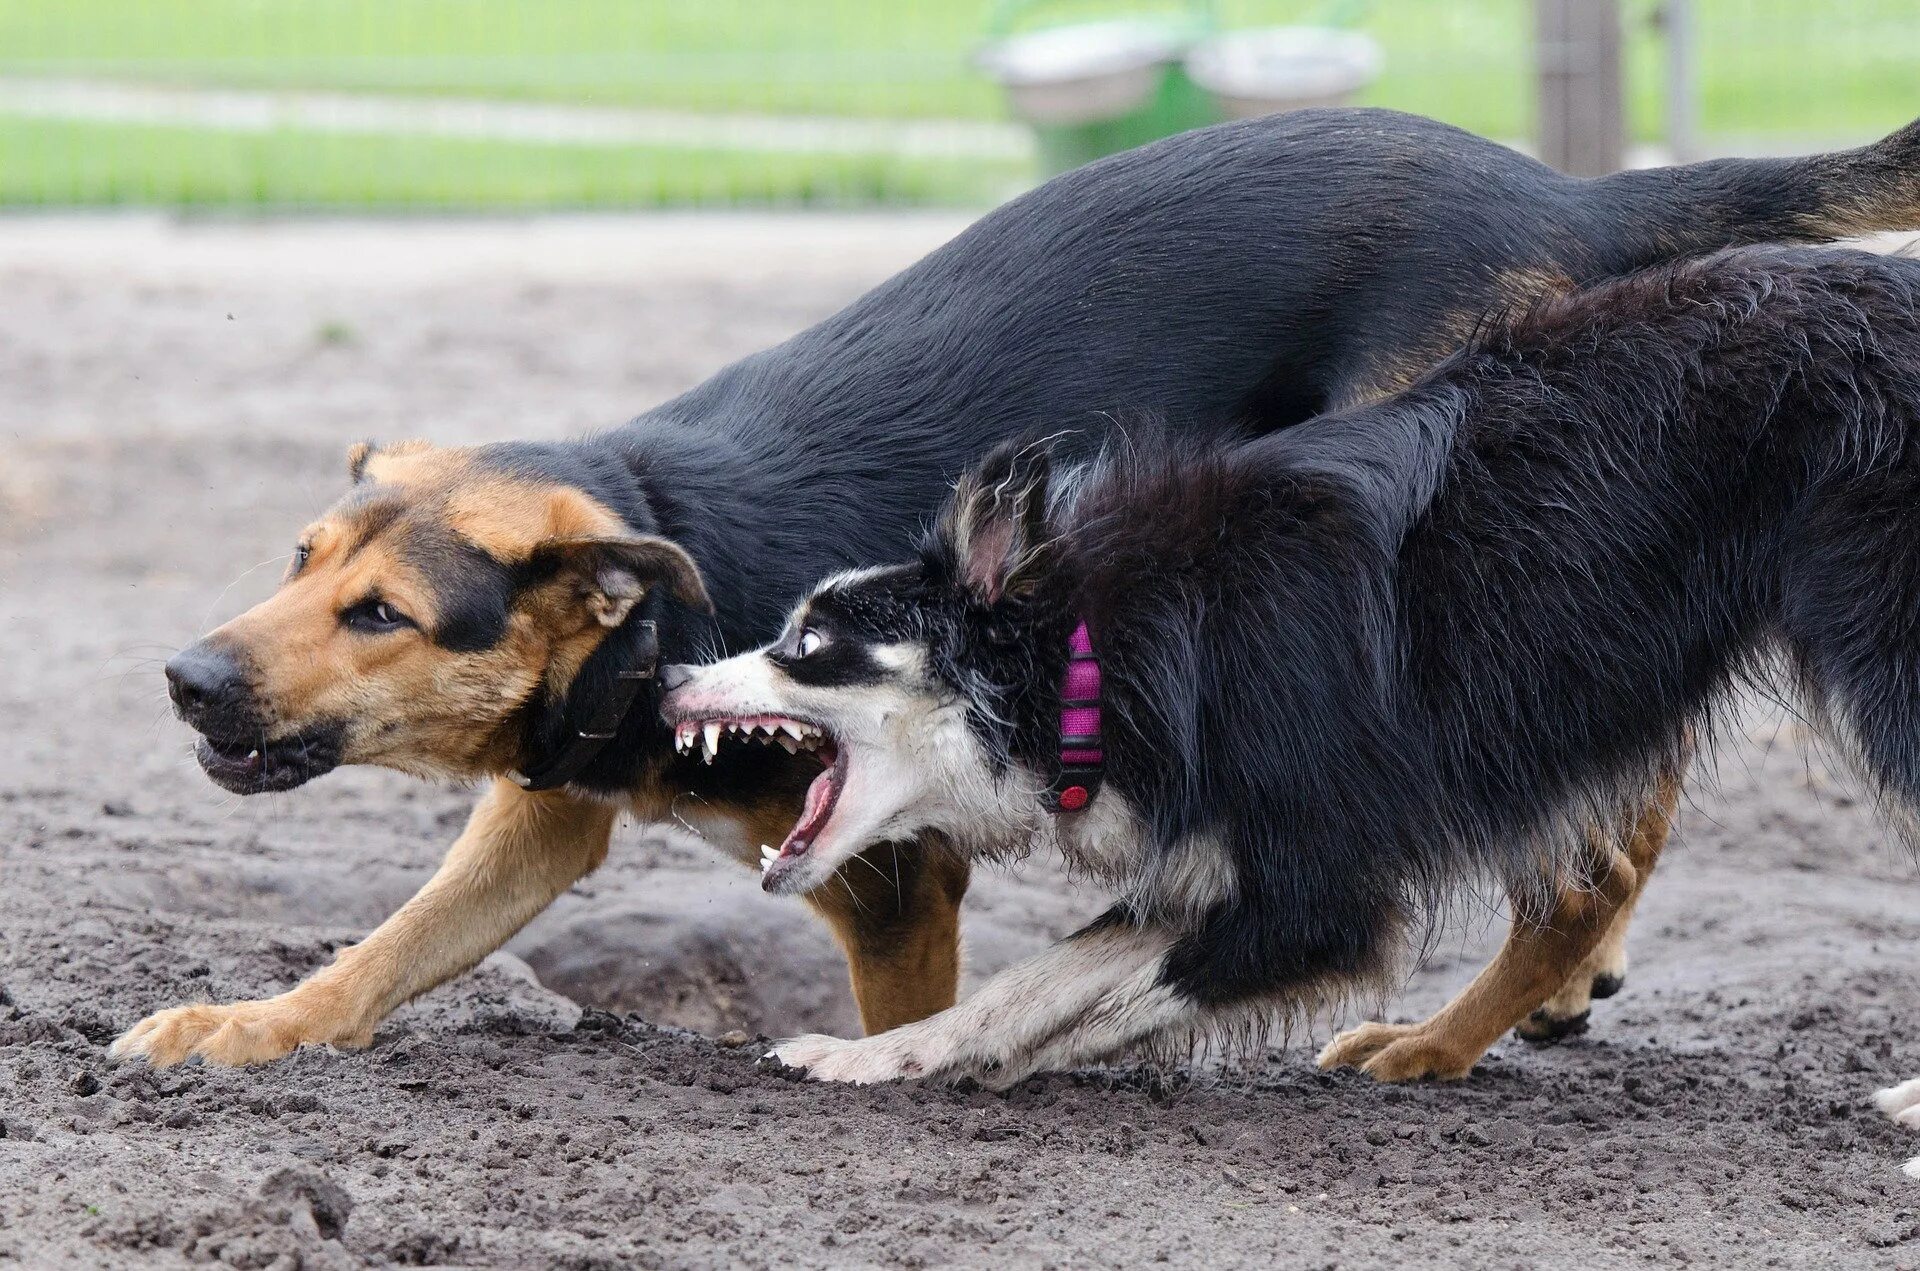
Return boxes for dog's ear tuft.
[536,535,713,625]
[348,438,436,484]
[941,441,1055,604]
[346,441,375,483]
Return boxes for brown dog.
[114,442,969,1066]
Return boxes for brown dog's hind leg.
[806,834,970,1035]
[112,779,615,1068]
[1317,775,1675,1082]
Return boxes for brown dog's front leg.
[805,834,970,1035]
[112,779,615,1067]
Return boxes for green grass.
[0,0,1913,208]
[2,0,1914,135]
[0,117,1027,209]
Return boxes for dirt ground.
[5,215,1920,1270]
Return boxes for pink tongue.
[781,767,837,856]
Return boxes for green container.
[976,3,1221,175]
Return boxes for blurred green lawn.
[0,0,1914,209]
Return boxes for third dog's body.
[666,245,1920,1088]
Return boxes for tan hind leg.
[1318,774,1677,1082]
[805,834,971,1035]
[1515,869,1649,1041]
[1515,776,1678,1041]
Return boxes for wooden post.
[1536,0,1625,175]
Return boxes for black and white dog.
[662,245,1920,1089]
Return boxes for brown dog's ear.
[941,442,1055,603]
[536,535,713,625]
[349,439,435,485]
[346,441,375,483]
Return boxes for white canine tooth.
[760,844,778,861]
[774,734,799,754]
[703,722,721,758]
[778,720,803,741]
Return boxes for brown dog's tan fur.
[119,780,618,1065]
[115,441,972,1067]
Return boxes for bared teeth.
[678,717,826,761]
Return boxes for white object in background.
[975,20,1195,126]
[1185,27,1384,119]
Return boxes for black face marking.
[399,524,516,653]
[337,494,406,562]
[772,573,925,689]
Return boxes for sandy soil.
[4,215,1920,1269]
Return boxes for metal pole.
[1535,0,1625,175]
[1660,0,1699,162]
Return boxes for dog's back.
[625,110,1920,648]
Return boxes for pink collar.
[1049,621,1103,812]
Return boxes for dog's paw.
[1316,1021,1477,1082]
[1514,1004,1591,1043]
[1875,1077,1920,1129]
[767,1033,934,1084]
[111,998,369,1068]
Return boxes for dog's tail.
[1590,116,1920,270]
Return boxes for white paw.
[768,1032,935,1084]
[1875,1076,1920,1122]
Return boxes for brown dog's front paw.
[1317,1021,1477,1082]
[110,997,370,1068]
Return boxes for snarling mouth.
[193,727,342,795]
[671,715,845,876]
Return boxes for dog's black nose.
[165,643,246,717]
[658,663,693,692]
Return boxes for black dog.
[132,109,1920,1069]
[664,245,1920,1088]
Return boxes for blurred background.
[1,0,1915,212]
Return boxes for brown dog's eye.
[342,599,412,634]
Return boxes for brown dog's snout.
[165,642,249,723]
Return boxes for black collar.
[511,587,667,793]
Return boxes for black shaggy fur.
[840,244,1920,1011]
[496,108,1920,794]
